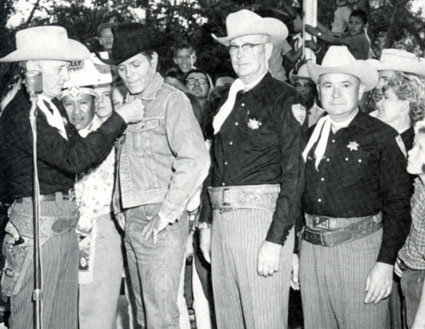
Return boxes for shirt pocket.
[127,119,160,155]
[338,149,372,186]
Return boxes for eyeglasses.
[228,43,265,55]
[186,78,208,86]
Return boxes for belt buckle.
[321,232,334,247]
[222,188,230,206]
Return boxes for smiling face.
[62,93,96,131]
[94,85,113,118]
[375,87,409,126]
[229,34,272,84]
[99,27,114,51]
[117,52,157,95]
[173,47,196,73]
[318,73,365,121]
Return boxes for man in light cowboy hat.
[298,45,411,329]
[0,25,143,329]
[198,9,307,329]
[107,23,210,329]
[289,63,325,127]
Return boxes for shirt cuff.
[158,199,185,224]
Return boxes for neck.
[388,115,411,134]
[198,98,207,108]
[240,69,268,85]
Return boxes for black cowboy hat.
[101,23,164,65]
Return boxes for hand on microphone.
[115,99,145,124]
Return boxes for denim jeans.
[400,268,425,328]
[124,203,189,329]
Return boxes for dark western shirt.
[0,90,126,201]
[205,73,307,245]
[302,111,411,264]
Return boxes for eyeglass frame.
[185,77,209,86]
[228,43,266,55]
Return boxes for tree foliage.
[0,0,424,91]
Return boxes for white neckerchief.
[37,94,68,140]
[213,71,267,135]
[78,116,103,138]
[302,108,358,170]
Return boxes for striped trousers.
[7,199,79,329]
[211,208,294,329]
[300,229,389,329]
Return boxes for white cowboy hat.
[366,48,425,77]
[307,46,378,91]
[212,9,288,46]
[0,26,90,62]
[289,64,312,84]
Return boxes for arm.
[158,91,211,223]
[305,24,347,46]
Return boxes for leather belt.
[209,184,280,214]
[15,191,74,204]
[303,213,382,247]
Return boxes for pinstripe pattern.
[300,229,389,329]
[8,199,79,329]
[211,208,294,329]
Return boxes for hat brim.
[0,39,90,62]
[289,69,312,85]
[307,60,378,92]
[367,59,425,77]
[212,18,288,46]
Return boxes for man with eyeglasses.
[198,9,307,329]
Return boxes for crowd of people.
[0,2,424,329]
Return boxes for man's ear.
[173,56,178,65]
[151,52,159,71]
[358,82,366,100]
[264,42,273,61]
[26,60,40,72]
[191,54,197,65]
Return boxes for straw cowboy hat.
[0,26,90,62]
[212,9,288,46]
[366,48,425,77]
[102,23,164,65]
[289,64,312,84]
[307,46,378,91]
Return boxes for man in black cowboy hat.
[0,25,143,329]
[109,23,210,329]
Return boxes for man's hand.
[291,253,300,290]
[115,98,144,124]
[365,262,393,304]
[257,240,281,277]
[141,215,170,244]
[199,226,211,264]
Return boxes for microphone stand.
[28,91,43,329]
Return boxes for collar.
[78,116,102,138]
[244,72,275,99]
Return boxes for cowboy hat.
[366,48,425,77]
[0,26,90,62]
[289,64,312,85]
[307,46,378,91]
[212,9,288,46]
[102,23,164,65]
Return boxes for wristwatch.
[317,31,322,37]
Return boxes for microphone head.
[25,70,43,95]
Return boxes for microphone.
[25,70,43,97]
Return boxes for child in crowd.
[305,9,372,59]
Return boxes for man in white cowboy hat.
[107,23,210,329]
[0,26,143,329]
[289,63,325,127]
[198,9,307,329]
[298,45,411,329]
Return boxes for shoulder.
[0,90,29,124]
[357,112,399,142]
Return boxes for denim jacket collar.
[135,72,164,101]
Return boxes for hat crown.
[380,48,417,63]
[226,10,264,37]
[16,26,69,51]
[321,46,357,68]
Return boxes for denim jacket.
[117,73,210,222]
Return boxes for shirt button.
[224,161,228,165]
[321,177,325,181]
[241,103,245,107]
[332,139,336,143]
[358,159,362,163]
[317,198,322,203]
[345,157,349,161]
[229,141,233,146]
[235,122,239,126]
[326,158,330,162]
[222,182,226,186]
